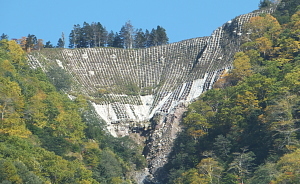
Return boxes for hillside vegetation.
[1,1,300,184]
[0,39,146,183]
[162,3,300,184]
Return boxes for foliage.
[259,0,277,9]
[163,9,300,184]
[272,0,300,24]
[46,66,72,91]
[0,38,145,184]
[68,21,168,49]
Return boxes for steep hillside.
[163,5,300,184]
[0,39,148,184]
[27,6,278,183]
[28,8,274,127]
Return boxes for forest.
[0,39,147,183]
[1,20,169,52]
[1,0,300,183]
[161,0,300,183]
[68,21,169,49]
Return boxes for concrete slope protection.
[28,6,275,183]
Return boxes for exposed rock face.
[27,7,275,183]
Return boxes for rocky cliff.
[27,6,276,183]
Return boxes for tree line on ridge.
[1,20,169,52]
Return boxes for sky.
[1,0,261,46]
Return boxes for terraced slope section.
[28,8,275,136]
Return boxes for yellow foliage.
[229,52,252,83]
[255,37,273,56]
[213,71,231,89]
[110,177,125,184]
[7,40,25,66]
[77,180,92,184]
[0,115,31,138]
[0,77,30,138]
[175,168,210,184]
[0,60,16,75]
[184,113,212,139]
[272,149,300,183]
[83,139,99,149]
[236,91,260,114]
[284,68,300,93]
[246,14,281,41]
[188,128,207,138]
[53,110,86,141]
[28,90,48,128]
[290,11,300,39]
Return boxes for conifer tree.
[134,28,146,48]
[25,34,37,52]
[0,33,8,40]
[119,20,134,49]
[57,38,64,48]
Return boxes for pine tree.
[119,21,134,49]
[82,22,93,48]
[25,34,37,52]
[0,33,8,40]
[44,41,53,48]
[69,24,81,48]
[156,25,169,45]
[134,29,146,48]
[106,31,115,47]
[91,22,107,47]
[113,32,123,48]
[57,38,64,48]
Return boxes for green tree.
[283,67,300,94]
[259,0,275,9]
[44,41,54,48]
[69,24,81,48]
[272,149,300,183]
[228,148,256,184]
[3,40,25,66]
[46,66,72,91]
[0,77,31,138]
[213,135,232,160]
[53,109,86,142]
[57,38,64,48]
[91,22,107,47]
[0,33,8,40]
[134,28,146,48]
[248,162,277,184]
[229,52,252,84]
[175,168,209,184]
[119,20,134,49]
[106,31,115,47]
[196,157,223,184]
[25,34,37,52]
[244,14,281,42]
[183,113,211,140]
[0,160,22,184]
[156,25,169,45]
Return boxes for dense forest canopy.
[162,1,300,183]
[1,0,300,183]
[0,39,146,183]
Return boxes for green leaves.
[167,10,300,183]
[46,66,72,91]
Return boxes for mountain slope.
[26,5,280,183]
